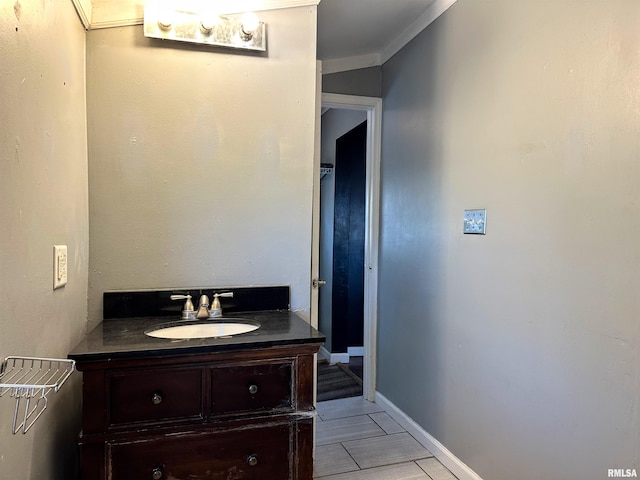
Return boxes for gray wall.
[378,1,640,479]
[322,66,382,97]
[86,7,318,328]
[319,108,367,351]
[0,1,88,478]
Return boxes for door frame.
[319,93,382,402]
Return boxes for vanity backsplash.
[103,285,291,319]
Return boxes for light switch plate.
[53,245,68,289]
[463,209,487,235]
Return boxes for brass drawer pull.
[151,392,163,405]
[247,454,258,467]
[248,384,258,395]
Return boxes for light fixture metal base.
[143,8,266,52]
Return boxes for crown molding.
[241,0,321,11]
[321,0,458,75]
[321,53,382,76]
[381,0,458,64]
[72,0,320,30]
[71,0,91,29]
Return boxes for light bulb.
[241,12,259,36]
[200,14,220,34]
[157,10,174,31]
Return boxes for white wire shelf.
[0,356,76,434]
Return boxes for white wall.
[378,1,640,479]
[0,1,88,478]
[86,7,318,327]
[319,108,367,350]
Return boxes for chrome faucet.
[170,292,234,320]
[196,294,211,319]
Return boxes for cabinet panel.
[109,423,292,479]
[76,343,323,479]
[109,367,203,426]
[211,361,293,416]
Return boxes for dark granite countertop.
[68,310,325,363]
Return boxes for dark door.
[331,120,367,353]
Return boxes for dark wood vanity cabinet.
[76,344,320,480]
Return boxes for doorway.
[323,120,366,356]
[314,93,381,401]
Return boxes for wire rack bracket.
[0,356,76,434]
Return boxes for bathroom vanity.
[68,287,324,480]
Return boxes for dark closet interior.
[331,120,367,353]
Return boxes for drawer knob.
[151,392,163,405]
[247,454,258,467]
[248,384,258,395]
[151,467,163,480]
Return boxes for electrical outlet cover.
[53,245,68,289]
[463,209,487,235]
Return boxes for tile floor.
[314,396,459,480]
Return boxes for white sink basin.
[145,321,259,339]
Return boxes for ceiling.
[317,0,457,74]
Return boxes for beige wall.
[0,1,88,478]
[378,1,640,479]
[86,7,318,327]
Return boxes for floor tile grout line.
[416,457,460,480]
[319,457,437,479]
[366,411,406,435]
[316,413,389,446]
[321,413,383,423]
[314,442,361,479]
[332,442,362,477]
[340,440,364,471]
[316,431,388,447]
[341,430,418,444]
[338,435,433,471]
[415,460,436,480]
[318,411,385,421]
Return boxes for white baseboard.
[318,346,330,362]
[347,346,364,357]
[318,346,349,365]
[375,392,484,480]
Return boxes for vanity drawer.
[211,361,293,416]
[109,367,203,426]
[108,423,292,480]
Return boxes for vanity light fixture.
[144,2,266,52]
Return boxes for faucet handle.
[215,292,234,299]
[209,292,233,318]
[170,294,195,319]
